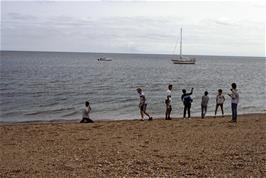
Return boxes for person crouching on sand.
[136,88,152,121]
[165,84,173,120]
[228,83,239,123]
[201,91,209,119]
[181,88,193,119]
[80,101,94,123]
[214,89,225,118]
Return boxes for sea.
[0,51,265,122]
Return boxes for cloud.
[7,12,38,21]
[1,1,265,56]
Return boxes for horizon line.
[1,50,265,58]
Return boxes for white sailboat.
[171,28,196,64]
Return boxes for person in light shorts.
[136,88,152,121]
[165,84,173,120]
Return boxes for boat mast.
[180,28,182,59]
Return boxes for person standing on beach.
[201,91,209,119]
[181,88,193,119]
[80,101,94,123]
[165,84,173,120]
[228,83,239,122]
[136,88,153,121]
[214,89,225,118]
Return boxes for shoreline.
[0,112,265,126]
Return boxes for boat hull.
[171,58,196,64]
[97,57,112,61]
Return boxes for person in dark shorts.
[181,88,193,119]
[201,91,209,119]
[214,89,225,118]
[165,84,173,120]
[228,83,239,123]
[136,88,152,121]
[80,101,94,123]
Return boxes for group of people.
[81,83,239,123]
[137,83,239,123]
[201,83,239,122]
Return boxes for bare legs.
[215,104,224,117]
[139,104,152,120]
[165,105,172,120]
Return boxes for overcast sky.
[1,1,265,56]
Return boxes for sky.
[1,0,265,56]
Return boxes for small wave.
[54,92,75,97]
[24,111,47,116]
[50,80,61,84]
[0,118,80,124]
[62,111,79,117]
[0,88,9,91]
[1,111,23,116]
[32,93,45,98]
[24,107,75,116]
[52,107,75,112]
[0,101,11,105]
[242,106,257,110]
[57,97,67,101]
[39,102,58,107]
[60,98,67,101]
[54,93,66,96]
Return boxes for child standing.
[165,84,173,120]
[136,88,152,121]
[201,91,209,119]
[215,89,225,118]
[228,83,239,122]
[181,88,194,119]
[80,101,94,123]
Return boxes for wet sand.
[1,113,265,177]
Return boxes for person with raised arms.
[181,88,194,119]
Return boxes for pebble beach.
[1,113,265,177]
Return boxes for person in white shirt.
[215,89,225,118]
[165,84,173,120]
[228,83,239,122]
[136,88,152,121]
[80,101,94,123]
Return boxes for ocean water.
[0,51,265,122]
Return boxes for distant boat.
[97,57,112,61]
[171,28,196,64]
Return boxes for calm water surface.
[0,51,265,122]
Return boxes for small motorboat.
[97,57,112,61]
